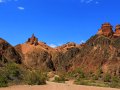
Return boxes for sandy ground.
[0,81,120,90]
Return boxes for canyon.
[0,23,120,76]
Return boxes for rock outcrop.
[26,34,38,46]
[0,38,21,66]
[97,23,120,38]
[52,23,120,74]
[97,23,113,36]
[71,34,120,76]
[113,25,120,37]
[15,34,55,71]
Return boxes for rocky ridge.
[0,23,120,76]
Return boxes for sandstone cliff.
[0,38,21,66]
[15,35,55,71]
[2,23,119,76]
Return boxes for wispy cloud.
[80,40,85,44]
[0,0,5,3]
[18,6,25,10]
[49,44,57,48]
[0,0,18,3]
[80,0,99,4]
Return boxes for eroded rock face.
[15,35,55,71]
[0,38,21,66]
[114,25,120,37]
[70,35,120,76]
[97,23,113,36]
[13,23,120,76]
[97,23,120,38]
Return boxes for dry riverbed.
[0,81,119,90]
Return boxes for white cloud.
[80,40,85,44]
[18,6,25,10]
[49,44,57,48]
[80,0,99,4]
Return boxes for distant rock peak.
[97,23,120,37]
[97,23,113,37]
[26,34,38,46]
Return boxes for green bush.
[0,75,8,87]
[92,75,99,80]
[103,73,111,82]
[75,78,90,85]
[2,62,24,85]
[0,62,23,87]
[67,68,85,79]
[53,76,66,83]
[96,68,103,79]
[75,68,85,79]
[109,76,120,88]
[25,70,46,85]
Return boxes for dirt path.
[0,81,119,90]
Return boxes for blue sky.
[0,0,120,47]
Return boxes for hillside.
[14,23,120,76]
[0,23,120,88]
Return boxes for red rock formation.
[26,34,38,46]
[113,25,120,37]
[97,23,113,36]
[0,38,21,64]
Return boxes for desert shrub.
[25,70,46,85]
[53,75,66,83]
[92,75,99,80]
[96,68,103,79]
[67,68,85,79]
[75,78,92,85]
[0,62,23,87]
[103,73,111,82]
[109,76,120,88]
[4,63,23,83]
[0,75,8,87]
[75,68,85,79]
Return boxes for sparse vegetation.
[65,68,120,88]
[109,76,120,88]
[53,75,66,83]
[25,70,46,85]
[66,68,85,79]
[0,63,47,87]
[103,73,111,82]
[0,62,23,87]
[0,75,8,87]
